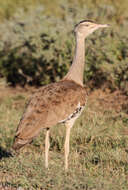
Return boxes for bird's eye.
[85,24,89,27]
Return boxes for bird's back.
[13,80,87,150]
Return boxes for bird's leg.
[64,122,73,170]
[45,128,50,169]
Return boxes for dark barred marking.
[59,106,84,124]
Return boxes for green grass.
[0,86,128,189]
[0,1,128,188]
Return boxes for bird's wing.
[15,80,87,140]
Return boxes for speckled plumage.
[13,80,87,149]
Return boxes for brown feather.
[13,80,87,150]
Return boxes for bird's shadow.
[0,147,13,160]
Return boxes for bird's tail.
[12,136,32,151]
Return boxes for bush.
[0,7,73,86]
[0,1,128,94]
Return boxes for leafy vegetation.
[0,0,128,94]
[0,0,128,189]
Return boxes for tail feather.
[12,136,32,151]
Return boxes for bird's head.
[74,20,109,38]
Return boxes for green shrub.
[85,30,128,93]
[0,7,73,86]
[0,1,128,94]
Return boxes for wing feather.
[15,80,87,140]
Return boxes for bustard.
[13,20,109,170]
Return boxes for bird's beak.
[98,24,110,28]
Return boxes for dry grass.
[0,0,128,189]
[0,79,128,189]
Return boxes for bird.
[12,20,109,170]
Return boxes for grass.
[0,82,128,189]
[0,1,128,188]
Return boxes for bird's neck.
[63,35,85,86]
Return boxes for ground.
[0,79,128,190]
